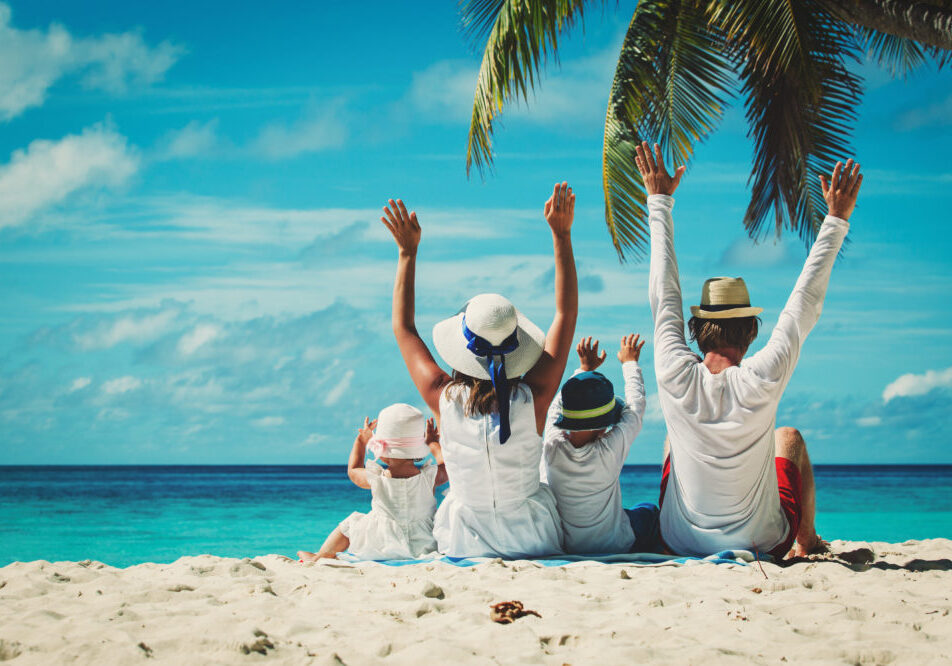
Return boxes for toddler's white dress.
[338,461,438,560]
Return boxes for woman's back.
[434,385,562,558]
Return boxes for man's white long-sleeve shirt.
[541,361,646,554]
[647,194,849,556]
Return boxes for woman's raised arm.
[381,199,451,414]
[523,182,578,431]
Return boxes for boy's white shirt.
[541,361,646,554]
[647,193,849,556]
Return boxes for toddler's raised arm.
[347,417,377,489]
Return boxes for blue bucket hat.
[553,371,624,431]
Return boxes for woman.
[380,183,578,558]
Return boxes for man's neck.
[702,347,745,374]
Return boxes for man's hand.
[543,182,575,237]
[577,336,607,371]
[634,142,686,196]
[381,199,421,256]
[618,334,646,363]
[425,417,439,445]
[820,159,863,220]
[357,417,377,445]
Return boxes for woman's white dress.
[338,461,438,560]
[433,385,563,558]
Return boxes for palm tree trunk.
[825,0,952,50]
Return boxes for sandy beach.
[0,539,949,665]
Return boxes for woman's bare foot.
[297,550,320,562]
[787,534,830,559]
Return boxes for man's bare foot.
[787,534,830,559]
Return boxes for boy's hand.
[820,159,863,220]
[357,417,377,445]
[577,336,607,371]
[425,417,440,445]
[634,142,685,196]
[543,182,575,237]
[618,334,646,363]
[381,199,421,256]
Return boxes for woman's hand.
[381,199,421,256]
[634,142,685,196]
[576,336,607,371]
[820,159,863,220]
[617,334,646,363]
[543,182,575,238]
[357,417,377,445]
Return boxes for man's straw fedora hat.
[690,277,764,320]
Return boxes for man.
[635,141,862,559]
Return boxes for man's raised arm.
[747,160,862,385]
[635,142,696,374]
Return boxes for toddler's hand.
[425,418,440,445]
[617,334,646,363]
[577,336,607,371]
[357,417,377,445]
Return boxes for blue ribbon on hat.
[461,315,519,443]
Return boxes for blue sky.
[1,0,951,464]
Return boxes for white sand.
[1,539,950,665]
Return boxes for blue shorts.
[624,502,662,553]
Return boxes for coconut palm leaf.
[461,0,596,176]
[602,0,734,259]
[710,0,863,242]
[853,25,951,76]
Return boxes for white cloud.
[178,324,221,355]
[323,369,355,407]
[157,119,219,159]
[252,416,285,427]
[0,2,181,121]
[883,366,952,403]
[68,377,91,392]
[643,393,665,423]
[894,94,952,132]
[0,123,139,229]
[252,102,347,159]
[720,236,799,268]
[408,60,478,122]
[75,308,178,349]
[102,376,142,395]
[856,416,882,427]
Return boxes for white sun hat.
[432,293,546,380]
[368,403,429,460]
[690,277,764,320]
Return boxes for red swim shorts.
[659,456,803,560]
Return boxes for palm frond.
[461,0,595,176]
[853,25,950,75]
[710,0,863,244]
[603,0,734,260]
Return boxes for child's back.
[340,460,438,560]
[542,336,647,554]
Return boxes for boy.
[542,334,658,554]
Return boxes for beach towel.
[335,549,768,567]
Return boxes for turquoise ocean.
[1,465,950,568]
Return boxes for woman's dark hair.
[445,371,525,417]
[687,316,761,355]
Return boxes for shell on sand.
[1,539,951,664]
